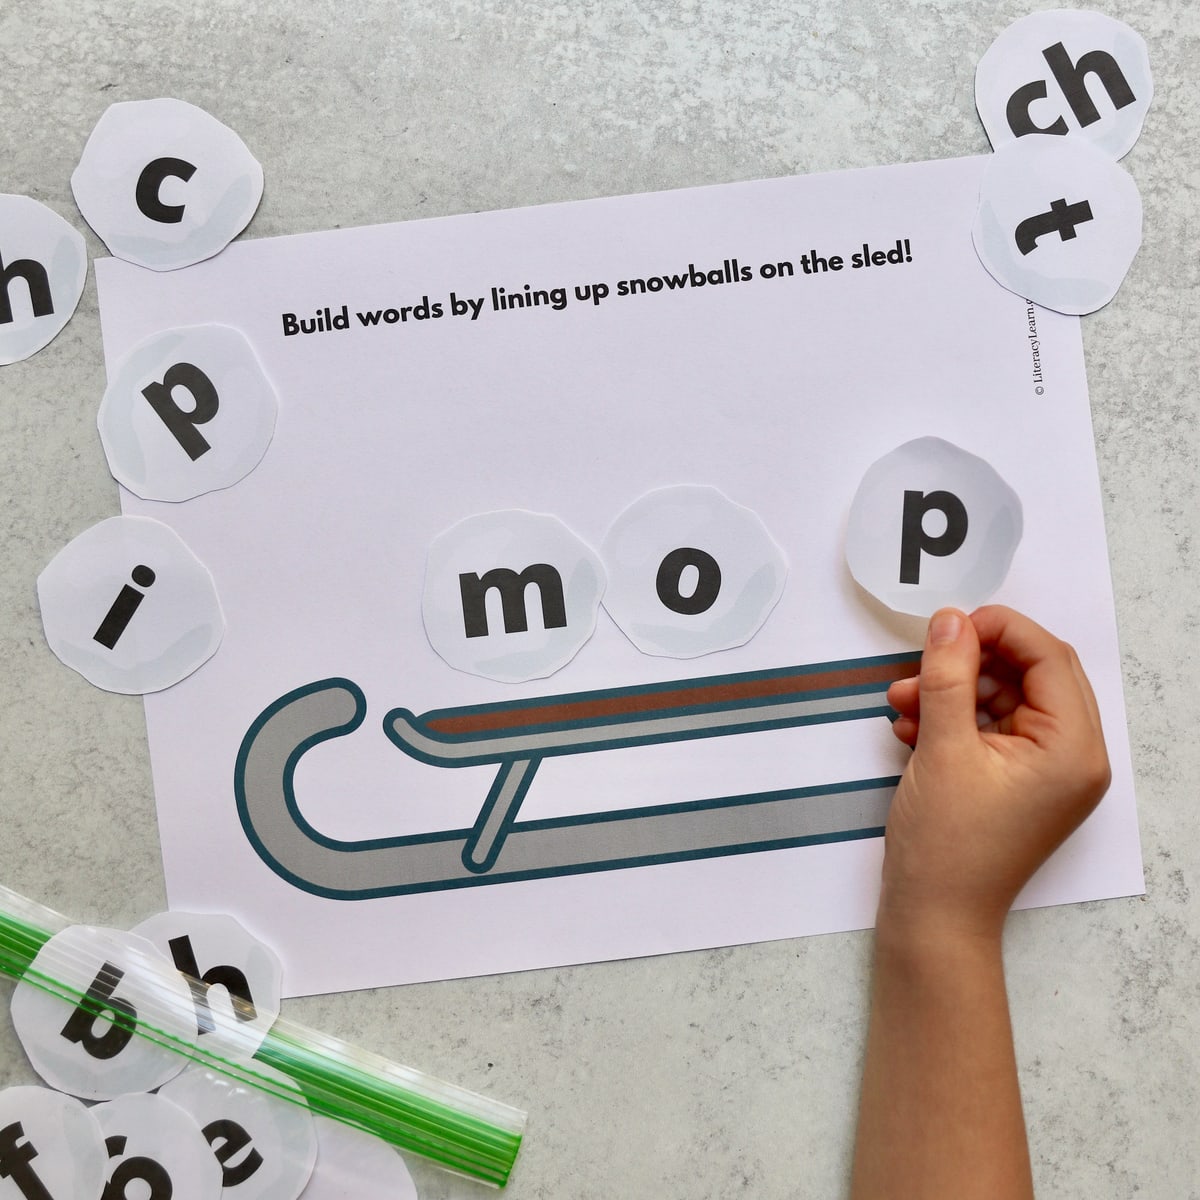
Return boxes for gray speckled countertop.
[1,2,1197,1196]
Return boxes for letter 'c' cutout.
[655,547,722,615]
[135,157,198,225]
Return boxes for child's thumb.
[914,608,982,746]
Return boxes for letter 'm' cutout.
[60,962,137,1061]
[141,362,219,461]
[135,157,198,225]
[899,490,969,584]
[459,565,567,638]
[655,547,722,615]
[202,1120,263,1188]
[167,934,257,1036]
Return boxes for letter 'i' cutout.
[93,565,156,649]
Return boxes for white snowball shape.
[99,324,279,502]
[0,1087,107,1200]
[159,1062,317,1200]
[0,193,87,365]
[10,925,197,1100]
[845,437,1023,617]
[423,510,606,683]
[133,911,283,1059]
[72,98,263,271]
[601,484,787,658]
[94,1092,223,1200]
[37,515,224,694]
[976,9,1152,161]
[301,1117,418,1200]
[972,136,1142,315]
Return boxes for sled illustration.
[235,651,920,899]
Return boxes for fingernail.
[928,609,963,646]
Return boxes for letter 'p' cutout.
[141,362,219,461]
[135,157,197,224]
[900,490,969,584]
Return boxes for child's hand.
[881,606,1111,941]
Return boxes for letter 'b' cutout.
[846,437,1022,617]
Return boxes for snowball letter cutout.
[976,9,1152,161]
[38,515,224,694]
[0,194,87,365]
[99,325,279,502]
[0,1087,108,1200]
[133,910,283,1059]
[845,436,1023,618]
[972,136,1142,315]
[424,510,606,683]
[95,1093,222,1200]
[160,1062,318,1200]
[72,97,263,270]
[601,485,787,658]
[10,925,197,1101]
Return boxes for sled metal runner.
[235,651,920,899]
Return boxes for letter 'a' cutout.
[846,436,1022,617]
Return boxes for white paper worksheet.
[95,155,1144,995]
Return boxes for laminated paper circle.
[10,925,198,1100]
[845,436,1023,618]
[159,1061,318,1200]
[37,515,224,694]
[0,1087,108,1198]
[94,1092,223,1200]
[0,193,88,365]
[975,9,1152,161]
[71,97,264,271]
[98,324,279,502]
[971,137,1142,315]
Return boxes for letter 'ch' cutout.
[0,193,88,365]
[0,1087,108,1200]
[601,484,787,658]
[845,436,1023,617]
[976,10,1153,161]
[972,136,1142,315]
[71,98,263,271]
[37,515,224,694]
[9,926,198,1100]
[98,324,279,502]
[423,510,606,683]
[159,1062,318,1200]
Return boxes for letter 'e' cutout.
[845,436,1022,617]
[72,98,263,271]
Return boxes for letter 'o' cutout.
[601,485,787,658]
[845,436,1023,617]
